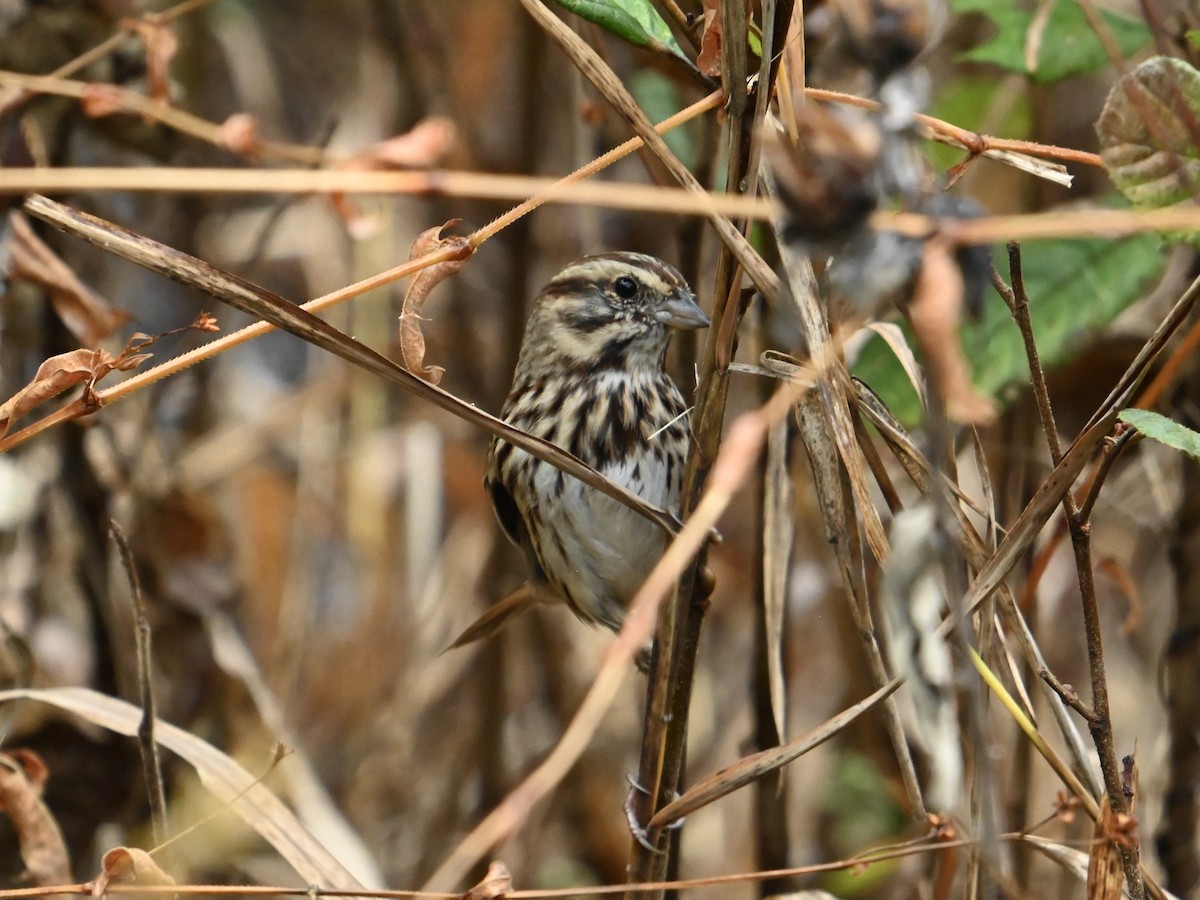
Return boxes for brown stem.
[108,521,169,849]
[998,242,1145,899]
[1038,668,1095,721]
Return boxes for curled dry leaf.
[696,0,721,77]
[0,750,71,886]
[80,84,125,118]
[907,240,996,425]
[122,17,179,105]
[400,221,473,385]
[91,846,176,897]
[0,347,147,436]
[218,113,261,157]
[8,211,129,346]
[463,860,512,900]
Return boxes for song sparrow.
[481,252,708,637]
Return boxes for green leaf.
[1188,29,1200,50]
[549,0,688,61]
[629,70,696,168]
[1119,409,1200,460]
[1097,57,1200,213]
[852,228,1165,426]
[952,0,1150,83]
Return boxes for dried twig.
[108,522,169,850]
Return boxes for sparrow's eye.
[613,275,639,299]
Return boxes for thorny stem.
[998,242,1145,899]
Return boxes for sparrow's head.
[522,252,709,373]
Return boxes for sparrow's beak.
[655,288,710,329]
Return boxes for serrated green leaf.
[1097,57,1200,218]
[1119,408,1200,461]
[852,228,1165,426]
[550,0,688,61]
[952,0,1150,83]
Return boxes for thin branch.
[108,521,169,848]
[995,242,1145,899]
[804,86,1103,169]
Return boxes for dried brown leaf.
[907,240,996,425]
[342,117,457,170]
[647,679,900,829]
[123,18,178,105]
[696,0,722,76]
[0,686,364,888]
[763,418,791,741]
[218,113,261,157]
[80,84,124,118]
[91,846,176,896]
[8,211,128,346]
[400,221,472,384]
[0,349,112,436]
[0,751,70,886]
[1087,795,1128,900]
[463,860,512,900]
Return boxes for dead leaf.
[0,349,118,436]
[696,0,721,77]
[463,860,512,900]
[647,679,900,829]
[218,113,261,157]
[0,686,364,888]
[1087,795,1132,900]
[0,750,71,886]
[399,221,473,384]
[340,117,457,171]
[91,846,176,897]
[8,211,128,346]
[80,84,124,118]
[907,239,996,425]
[123,17,178,105]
